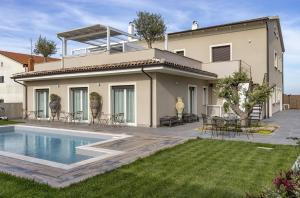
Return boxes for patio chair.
[236,119,253,139]
[98,112,111,127]
[212,116,226,137]
[201,114,213,133]
[59,111,72,123]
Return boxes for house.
[139,16,284,118]
[0,50,59,104]
[11,16,284,127]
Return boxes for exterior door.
[70,88,88,120]
[111,85,135,123]
[188,86,197,114]
[36,89,49,118]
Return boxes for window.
[35,89,49,118]
[274,51,278,69]
[0,62,3,67]
[70,87,88,121]
[174,49,185,56]
[188,85,197,114]
[211,44,231,62]
[0,76,4,83]
[111,85,135,123]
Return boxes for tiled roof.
[0,50,60,65]
[12,59,217,79]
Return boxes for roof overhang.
[14,66,217,82]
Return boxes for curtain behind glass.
[126,87,135,123]
[112,88,124,115]
[82,89,88,120]
[36,90,49,118]
[71,88,88,121]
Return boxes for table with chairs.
[201,113,253,139]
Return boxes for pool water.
[0,127,107,165]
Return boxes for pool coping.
[0,125,132,170]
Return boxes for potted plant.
[90,92,102,124]
[49,94,61,121]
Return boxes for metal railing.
[239,61,252,79]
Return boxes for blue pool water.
[0,127,107,165]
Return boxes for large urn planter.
[49,94,61,121]
[90,92,102,124]
[175,97,185,120]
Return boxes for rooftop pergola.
[57,24,140,56]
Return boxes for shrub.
[250,170,300,198]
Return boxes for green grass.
[0,139,297,198]
[0,120,23,125]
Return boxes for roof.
[11,59,217,79]
[0,50,60,65]
[168,16,285,51]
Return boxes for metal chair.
[212,116,226,137]
[201,114,212,133]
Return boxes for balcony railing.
[202,60,252,79]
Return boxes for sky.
[0,0,299,94]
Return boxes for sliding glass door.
[35,89,49,118]
[70,88,88,121]
[111,85,135,123]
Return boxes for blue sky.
[0,0,299,94]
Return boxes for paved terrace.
[1,110,298,187]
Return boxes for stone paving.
[1,110,299,187]
[197,110,300,145]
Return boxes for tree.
[216,71,272,126]
[133,11,166,49]
[34,35,57,62]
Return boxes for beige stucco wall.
[26,73,151,127]
[267,20,284,115]
[25,71,213,127]
[34,48,202,71]
[140,23,268,84]
[155,73,210,126]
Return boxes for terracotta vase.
[176,97,185,120]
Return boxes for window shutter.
[212,45,231,62]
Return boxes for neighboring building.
[11,16,285,127]
[0,51,59,103]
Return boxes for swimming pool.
[0,125,130,169]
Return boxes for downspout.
[13,78,27,118]
[141,66,153,127]
[57,35,64,68]
[266,21,270,118]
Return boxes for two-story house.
[144,16,284,118]
[11,16,284,127]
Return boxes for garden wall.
[0,103,22,119]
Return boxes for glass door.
[36,89,49,118]
[111,85,135,123]
[70,88,88,121]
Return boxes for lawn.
[0,120,23,125]
[0,139,297,198]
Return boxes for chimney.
[128,22,135,41]
[28,57,34,72]
[192,21,199,30]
